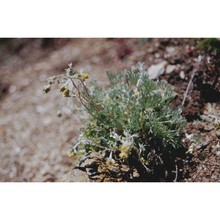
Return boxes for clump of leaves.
[197,38,220,54]
[44,63,186,181]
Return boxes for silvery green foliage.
[72,65,186,181]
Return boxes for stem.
[181,72,195,107]
[173,165,178,182]
[181,60,201,107]
[68,77,92,112]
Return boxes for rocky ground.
[0,38,220,182]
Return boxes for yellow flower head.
[119,152,128,159]
[62,88,70,97]
[121,136,126,141]
[119,145,130,153]
[80,73,90,81]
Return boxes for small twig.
[80,79,92,98]
[68,77,93,112]
[197,139,211,151]
[70,76,104,112]
[181,71,196,107]
[173,164,178,182]
[181,60,202,107]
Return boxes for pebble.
[147,61,167,80]
[216,151,220,157]
[166,47,175,54]
[9,85,17,93]
[180,71,185,79]
[166,65,176,74]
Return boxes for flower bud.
[80,73,90,81]
[62,88,70,97]
[119,145,130,153]
[43,84,51,93]
[119,152,128,159]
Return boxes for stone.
[180,71,185,79]
[147,61,167,80]
[166,65,176,74]
[216,151,220,157]
[166,47,175,54]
